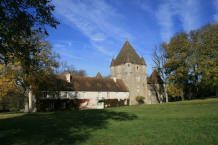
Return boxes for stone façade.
[110,40,162,105]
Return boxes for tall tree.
[196,24,218,95]
[153,43,169,102]
[0,62,24,111]
[157,23,218,100]
[165,32,190,100]
[0,33,59,112]
[56,62,87,76]
[0,0,59,65]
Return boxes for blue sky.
[47,0,218,77]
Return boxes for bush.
[0,90,25,112]
[103,99,129,108]
[36,99,89,112]
[136,96,145,104]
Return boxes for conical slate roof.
[111,40,145,66]
[147,69,163,84]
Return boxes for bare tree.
[152,43,169,102]
[56,61,87,76]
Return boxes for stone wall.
[45,91,129,109]
[111,63,148,105]
[147,83,163,104]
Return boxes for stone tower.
[110,40,148,105]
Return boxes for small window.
[128,64,130,67]
[137,66,139,70]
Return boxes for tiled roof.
[147,70,163,84]
[52,75,129,92]
[111,40,145,66]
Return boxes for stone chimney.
[64,72,71,83]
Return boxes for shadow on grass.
[0,109,137,145]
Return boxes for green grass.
[0,98,218,145]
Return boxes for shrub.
[0,90,24,112]
[36,99,89,112]
[136,96,145,104]
[103,99,129,108]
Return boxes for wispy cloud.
[171,0,202,32]
[59,52,82,60]
[214,0,218,22]
[140,0,203,41]
[53,41,82,60]
[155,2,174,42]
[52,0,132,56]
[138,0,154,14]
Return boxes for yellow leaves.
[0,62,20,101]
[0,65,4,70]
[167,84,183,98]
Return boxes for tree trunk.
[24,95,29,112]
[181,91,184,101]
[27,86,36,112]
[160,94,163,103]
[165,93,168,103]
[164,88,168,103]
[216,88,218,98]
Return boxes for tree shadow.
[0,109,137,145]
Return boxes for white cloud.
[93,45,113,56]
[52,0,133,56]
[155,2,174,42]
[139,0,154,14]
[59,52,82,60]
[214,0,218,22]
[140,0,203,41]
[53,41,82,60]
[171,0,202,32]
[91,33,105,42]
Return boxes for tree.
[0,0,59,112]
[0,61,24,111]
[153,43,169,102]
[0,0,59,65]
[0,33,59,112]
[21,34,59,112]
[56,62,87,76]
[157,23,218,100]
[195,24,218,96]
[164,32,190,100]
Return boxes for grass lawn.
[0,98,218,145]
